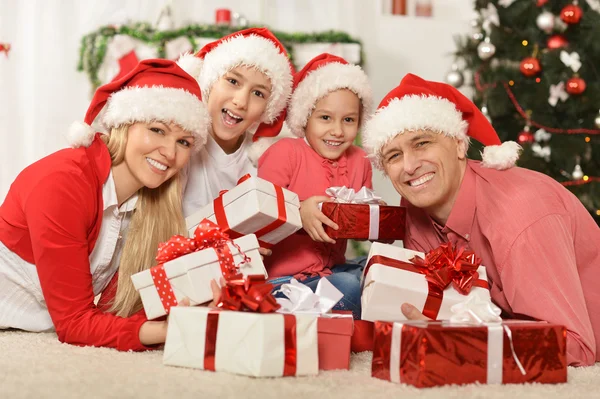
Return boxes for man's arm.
[499,213,596,366]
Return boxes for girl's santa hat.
[286,53,373,138]
[362,73,521,170]
[67,58,210,151]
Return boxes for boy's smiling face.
[206,65,272,152]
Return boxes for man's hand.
[300,196,338,244]
[401,303,431,321]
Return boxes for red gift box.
[321,202,405,240]
[317,315,354,370]
[351,319,374,352]
[372,320,567,388]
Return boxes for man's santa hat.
[67,58,210,150]
[362,73,521,170]
[177,27,294,163]
[285,53,373,138]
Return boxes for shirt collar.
[102,170,138,213]
[432,162,477,241]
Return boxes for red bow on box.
[217,274,280,313]
[150,219,250,313]
[364,243,489,319]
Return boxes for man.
[362,73,600,366]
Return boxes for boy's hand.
[300,196,338,244]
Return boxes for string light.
[583,176,590,181]
[509,80,515,86]
[535,77,541,83]
[596,210,600,216]
[585,136,591,142]
[522,40,528,46]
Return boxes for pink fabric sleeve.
[499,214,596,366]
[362,157,373,189]
[257,139,297,188]
[25,172,151,351]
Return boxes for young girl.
[0,59,213,350]
[257,53,373,318]
[181,27,295,217]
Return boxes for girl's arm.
[257,139,296,187]
[25,171,153,351]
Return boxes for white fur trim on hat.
[102,86,211,150]
[199,34,293,125]
[177,52,203,80]
[362,95,468,169]
[65,121,96,148]
[481,141,521,170]
[287,62,373,138]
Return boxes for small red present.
[350,319,374,352]
[320,186,405,240]
[318,314,354,370]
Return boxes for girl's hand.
[300,196,338,244]
[207,278,224,308]
[258,247,272,260]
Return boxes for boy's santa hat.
[362,73,521,170]
[286,53,373,138]
[67,58,210,151]
[178,27,294,164]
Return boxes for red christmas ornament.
[547,35,569,49]
[536,0,549,6]
[566,77,586,95]
[560,4,583,24]
[520,57,542,77]
[517,131,535,144]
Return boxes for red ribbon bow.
[155,219,249,280]
[217,274,281,313]
[0,43,10,58]
[409,243,482,295]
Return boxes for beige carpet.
[2,330,599,399]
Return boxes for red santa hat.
[285,53,373,138]
[362,73,521,170]
[67,58,210,150]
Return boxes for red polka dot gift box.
[132,220,267,320]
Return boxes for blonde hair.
[101,126,186,317]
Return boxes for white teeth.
[409,173,434,187]
[225,109,242,120]
[324,140,342,147]
[146,158,167,171]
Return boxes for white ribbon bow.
[449,294,526,383]
[275,278,344,314]
[548,82,569,107]
[325,186,381,204]
[325,186,382,240]
[560,51,582,73]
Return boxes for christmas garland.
[77,23,363,88]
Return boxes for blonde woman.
[0,59,212,351]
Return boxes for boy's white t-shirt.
[183,132,257,217]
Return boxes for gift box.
[163,307,319,377]
[372,320,567,387]
[317,314,354,370]
[274,278,354,370]
[350,319,374,352]
[185,175,302,248]
[361,242,490,322]
[132,232,266,320]
[320,186,405,240]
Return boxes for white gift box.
[361,242,490,322]
[131,234,266,320]
[163,307,319,377]
[185,176,302,247]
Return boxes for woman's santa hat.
[363,73,521,170]
[67,58,210,151]
[285,53,373,138]
[177,28,294,163]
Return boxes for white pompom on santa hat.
[362,73,521,170]
[66,57,210,151]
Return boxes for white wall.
[0,0,476,203]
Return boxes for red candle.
[215,9,231,26]
[392,0,407,15]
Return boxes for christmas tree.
[451,0,600,224]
